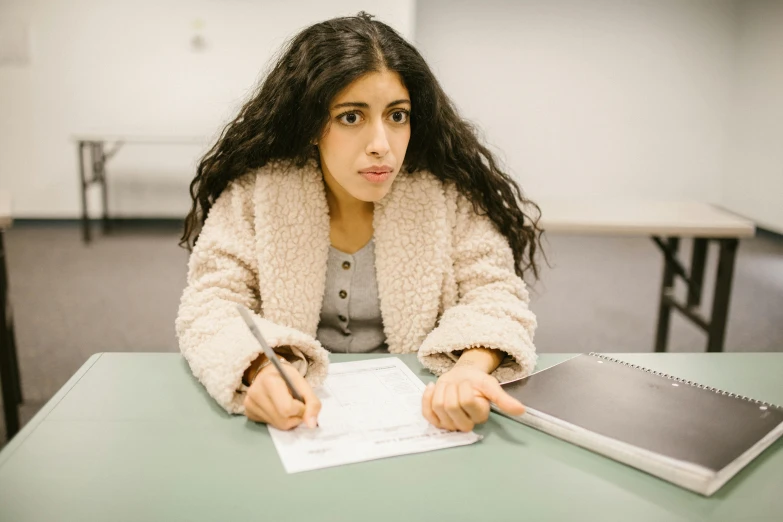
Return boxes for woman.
[176,12,544,434]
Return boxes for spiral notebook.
[495,353,783,496]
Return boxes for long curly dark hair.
[181,12,545,281]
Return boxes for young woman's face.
[317,69,411,205]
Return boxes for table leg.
[0,230,20,440]
[654,237,679,352]
[707,239,738,353]
[96,142,111,235]
[0,230,21,404]
[6,313,21,404]
[78,141,91,243]
[687,238,708,307]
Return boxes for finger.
[246,380,278,422]
[243,393,267,423]
[431,382,457,431]
[261,371,306,420]
[279,415,306,431]
[289,369,321,428]
[476,377,526,416]
[421,382,439,427]
[248,382,297,429]
[444,383,474,432]
[459,379,490,425]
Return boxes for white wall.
[2,0,780,227]
[0,0,416,217]
[723,0,783,234]
[415,0,736,204]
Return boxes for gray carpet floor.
[1,223,782,443]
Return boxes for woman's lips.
[360,171,391,183]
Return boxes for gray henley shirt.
[315,238,389,353]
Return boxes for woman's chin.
[354,187,392,203]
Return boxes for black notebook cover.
[500,353,783,484]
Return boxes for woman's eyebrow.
[332,99,411,110]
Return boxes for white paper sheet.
[268,357,482,473]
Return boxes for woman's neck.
[323,176,374,223]
[326,191,374,223]
[324,183,374,253]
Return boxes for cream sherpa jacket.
[175,159,538,414]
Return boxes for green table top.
[1,352,781,522]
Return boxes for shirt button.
[339,290,347,299]
[338,315,347,322]
[342,261,351,270]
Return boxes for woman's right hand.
[243,358,321,430]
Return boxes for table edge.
[70,135,208,144]
[0,353,104,468]
[539,223,756,238]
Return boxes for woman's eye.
[336,110,409,125]
[338,112,362,125]
[391,110,409,124]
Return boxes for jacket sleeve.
[417,188,538,384]
[175,174,329,414]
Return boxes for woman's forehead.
[330,70,410,109]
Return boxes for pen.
[236,304,304,403]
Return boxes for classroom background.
[0,0,781,445]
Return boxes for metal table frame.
[76,140,115,243]
[652,236,739,353]
[538,201,755,354]
[0,230,22,441]
[74,136,206,243]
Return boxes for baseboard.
[14,218,184,228]
[757,227,783,242]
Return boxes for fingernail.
[426,382,435,390]
[306,417,317,429]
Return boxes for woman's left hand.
[422,364,526,432]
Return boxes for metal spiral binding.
[588,352,781,410]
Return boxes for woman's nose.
[366,122,390,157]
